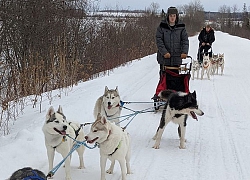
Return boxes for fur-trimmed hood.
[159,21,186,30]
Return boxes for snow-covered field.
[1,31,250,180]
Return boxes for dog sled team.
[192,24,225,80]
[39,85,203,180]
[5,6,225,180]
[192,52,225,80]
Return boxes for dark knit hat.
[167,7,178,15]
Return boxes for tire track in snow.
[214,89,246,179]
[214,65,250,180]
[190,78,206,179]
[120,60,159,101]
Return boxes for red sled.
[153,56,192,110]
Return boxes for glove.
[164,53,171,58]
[181,53,187,59]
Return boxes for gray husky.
[93,86,122,126]
[153,90,204,149]
[42,105,85,180]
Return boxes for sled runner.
[152,56,192,110]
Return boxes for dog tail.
[158,90,174,101]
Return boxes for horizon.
[98,0,249,13]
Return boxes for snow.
[1,31,250,180]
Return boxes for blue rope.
[108,100,165,122]
[46,136,97,178]
[66,135,98,149]
[121,101,155,104]
[46,143,81,178]
[115,101,166,128]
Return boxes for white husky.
[42,105,85,180]
[85,113,131,180]
[201,54,211,80]
[94,86,122,126]
[191,60,200,80]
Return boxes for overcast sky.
[98,0,249,12]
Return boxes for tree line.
[0,0,158,135]
[0,0,249,135]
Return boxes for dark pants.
[197,45,211,63]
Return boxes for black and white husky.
[152,90,204,149]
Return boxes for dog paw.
[106,169,113,174]
[152,145,160,149]
[78,165,85,169]
[179,145,186,149]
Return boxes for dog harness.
[105,105,121,118]
[68,122,83,139]
[103,129,122,156]
[23,170,45,180]
[108,141,121,156]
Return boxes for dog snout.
[85,136,88,140]
[63,125,67,130]
[108,102,111,106]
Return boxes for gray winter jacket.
[156,21,189,66]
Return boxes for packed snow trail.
[1,32,250,180]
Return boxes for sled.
[152,56,192,110]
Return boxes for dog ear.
[192,91,196,99]
[46,106,55,120]
[115,86,119,93]
[105,86,109,93]
[57,105,63,114]
[100,116,107,124]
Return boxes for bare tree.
[181,0,205,35]
[0,0,160,135]
[146,2,160,15]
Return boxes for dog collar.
[104,106,120,118]
[53,136,66,149]
[106,130,112,140]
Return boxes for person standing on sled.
[153,6,189,99]
[197,24,215,64]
